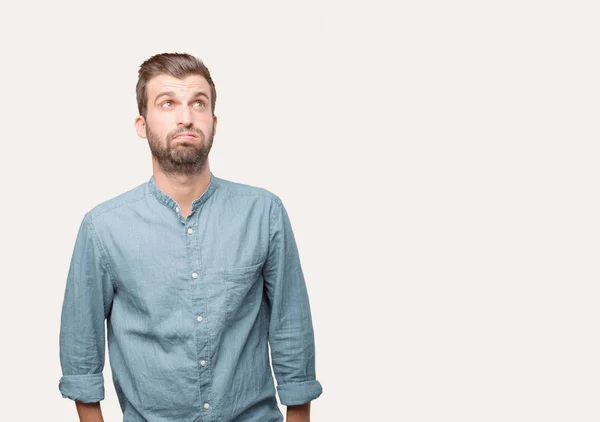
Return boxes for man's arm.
[287,402,311,422]
[75,401,104,422]
[263,198,323,409]
[58,213,115,415]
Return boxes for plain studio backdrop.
[0,1,598,421]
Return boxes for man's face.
[135,73,217,176]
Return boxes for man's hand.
[286,401,311,422]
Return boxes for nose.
[176,105,193,126]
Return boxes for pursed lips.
[173,132,199,140]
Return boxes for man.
[58,53,322,422]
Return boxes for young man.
[58,53,322,422]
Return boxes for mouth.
[174,132,199,140]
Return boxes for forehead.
[146,74,211,100]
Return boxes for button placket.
[186,205,213,411]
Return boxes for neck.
[152,160,212,217]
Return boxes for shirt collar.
[147,171,218,214]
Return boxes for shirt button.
[187,228,194,234]
[197,315,203,322]
[192,272,198,279]
[200,360,207,366]
[204,403,210,409]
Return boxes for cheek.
[197,114,215,129]
[147,114,175,137]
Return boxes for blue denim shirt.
[58,172,322,421]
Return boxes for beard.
[146,123,214,176]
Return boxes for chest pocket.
[223,262,264,323]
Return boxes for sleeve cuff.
[277,379,323,406]
[59,373,105,403]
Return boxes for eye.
[192,100,206,107]
[161,100,174,108]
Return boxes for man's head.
[135,53,217,176]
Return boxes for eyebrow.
[154,91,210,103]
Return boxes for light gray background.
[1,1,598,421]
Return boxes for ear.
[135,115,147,139]
[213,114,218,136]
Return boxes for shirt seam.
[60,373,104,378]
[278,379,318,387]
[266,197,284,259]
[89,195,146,220]
[86,214,118,291]
[217,182,279,201]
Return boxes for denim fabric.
[58,172,322,421]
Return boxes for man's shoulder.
[214,175,282,206]
[85,179,148,221]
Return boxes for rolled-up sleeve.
[263,198,323,406]
[58,213,115,403]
